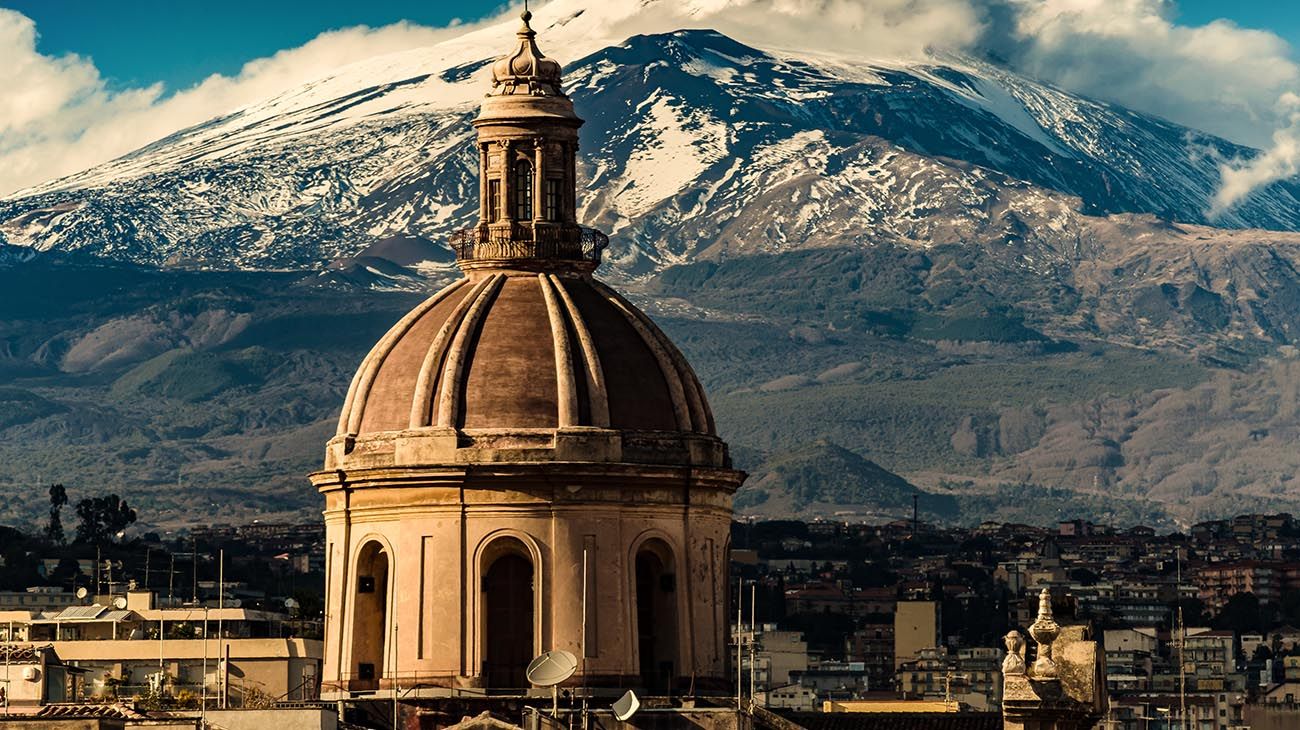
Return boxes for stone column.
[501,140,515,224]
[534,138,545,223]
[567,141,578,222]
[478,143,489,223]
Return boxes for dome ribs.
[550,275,610,428]
[592,282,694,433]
[435,273,506,429]
[338,278,469,436]
[407,274,499,429]
[538,273,580,427]
[591,280,712,434]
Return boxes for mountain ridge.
[6,18,1300,527]
[4,26,1300,274]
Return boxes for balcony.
[450,223,608,267]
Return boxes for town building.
[0,589,320,704]
[894,602,939,669]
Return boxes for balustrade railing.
[450,223,608,265]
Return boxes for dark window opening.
[514,160,533,220]
[484,552,534,688]
[487,179,501,223]
[544,178,561,221]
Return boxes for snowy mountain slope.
[3,12,1300,273]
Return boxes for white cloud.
[554,0,1300,213]
[980,0,1300,215]
[0,9,465,195]
[2,0,1300,210]
[1212,94,1300,216]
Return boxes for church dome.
[333,271,720,460]
[314,10,741,699]
[323,8,730,474]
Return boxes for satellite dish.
[74,587,88,600]
[112,597,127,610]
[613,690,640,721]
[229,599,242,608]
[525,650,577,687]
[284,598,299,611]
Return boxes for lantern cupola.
[453,10,605,272]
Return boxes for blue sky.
[5,0,1300,202]
[4,0,1299,94]
[1,0,507,91]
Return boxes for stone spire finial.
[489,9,564,96]
[1002,630,1026,676]
[1028,587,1060,680]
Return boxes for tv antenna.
[526,649,577,716]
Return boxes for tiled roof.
[36,703,147,719]
[780,712,1002,730]
[0,644,51,663]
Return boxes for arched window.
[483,550,534,687]
[514,160,533,221]
[635,539,679,692]
[350,541,390,690]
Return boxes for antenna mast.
[1176,552,1187,730]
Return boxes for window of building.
[487,179,501,223]
[544,178,561,221]
[514,160,533,220]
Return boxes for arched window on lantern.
[514,159,533,221]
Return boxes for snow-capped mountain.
[2,3,1299,274]
[14,1,1300,525]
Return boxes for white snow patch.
[613,94,727,218]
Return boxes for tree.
[1251,644,1273,664]
[45,484,67,544]
[74,495,137,545]
[1069,567,1099,586]
[51,557,83,585]
[1213,592,1265,635]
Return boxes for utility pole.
[191,537,198,604]
[217,549,224,653]
[749,582,756,703]
[735,579,743,707]
[1176,554,1188,730]
[201,605,209,724]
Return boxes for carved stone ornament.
[1028,587,1060,679]
[1002,630,1027,676]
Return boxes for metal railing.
[450,223,608,265]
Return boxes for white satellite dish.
[74,587,88,601]
[612,690,640,721]
[112,597,127,610]
[525,649,577,687]
[284,598,299,611]
[229,599,242,608]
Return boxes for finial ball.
[522,9,533,23]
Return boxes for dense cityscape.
[4,505,1300,728]
[731,512,1300,729]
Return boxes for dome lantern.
[453,10,607,272]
